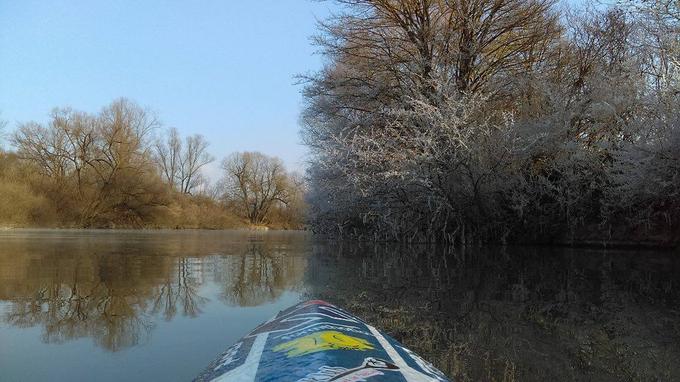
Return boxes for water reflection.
[2,231,678,381]
[307,244,680,381]
[209,241,306,307]
[0,230,308,352]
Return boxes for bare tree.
[12,98,168,226]
[0,114,6,149]
[153,128,214,194]
[154,127,182,189]
[622,0,679,92]
[220,152,289,225]
[179,134,213,194]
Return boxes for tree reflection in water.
[3,231,677,380]
[216,242,306,307]
[151,257,207,321]
[0,230,309,352]
[306,244,680,382]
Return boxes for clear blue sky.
[0,0,339,176]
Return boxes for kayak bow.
[194,300,450,382]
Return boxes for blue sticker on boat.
[194,300,451,381]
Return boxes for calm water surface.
[0,230,678,381]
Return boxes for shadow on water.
[306,243,680,382]
[0,230,308,352]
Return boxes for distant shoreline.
[1,226,674,250]
[0,225,306,232]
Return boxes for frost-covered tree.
[303,0,680,244]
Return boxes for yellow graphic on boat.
[273,331,374,357]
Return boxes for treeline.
[302,0,680,244]
[0,99,305,229]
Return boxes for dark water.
[0,230,678,381]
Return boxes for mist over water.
[0,230,678,381]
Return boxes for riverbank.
[0,224,298,232]
[0,143,305,232]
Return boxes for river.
[0,229,678,381]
